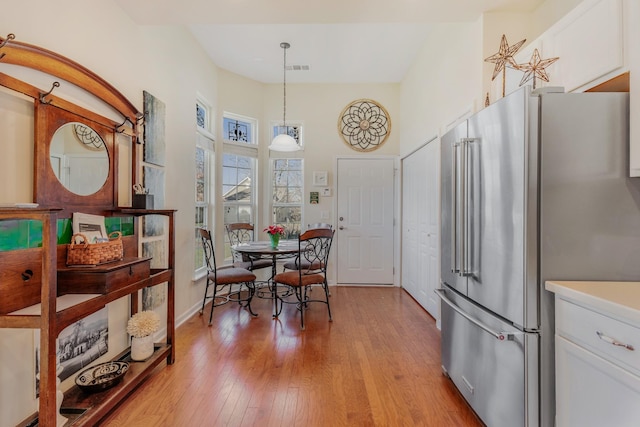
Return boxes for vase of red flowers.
[264,225,285,248]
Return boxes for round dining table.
[232,240,299,317]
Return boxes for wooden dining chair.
[199,228,257,325]
[226,223,274,273]
[272,228,335,330]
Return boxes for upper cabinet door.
[545,0,625,92]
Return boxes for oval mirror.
[49,122,109,196]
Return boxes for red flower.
[263,225,285,236]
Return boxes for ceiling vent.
[286,65,310,71]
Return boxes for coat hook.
[135,113,145,144]
[115,116,132,133]
[39,81,60,104]
[0,33,16,60]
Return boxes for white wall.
[398,22,482,156]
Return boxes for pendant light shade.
[269,42,300,152]
[270,132,299,151]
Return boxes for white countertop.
[545,281,640,324]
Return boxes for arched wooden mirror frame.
[0,33,141,217]
[34,100,118,214]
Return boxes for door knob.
[339,226,345,230]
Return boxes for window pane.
[223,117,253,143]
[237,168,251,182]
[273,172,288,187]
[273,159,287,169]
[273,206,301,238]
[288,159,302,169]
[237,206,252,223]
[195,206,205,228]
[272,158,303,238]
[288,187,303,203]
[195,228,205,269]
[196,103,206,129]
[223,154,237,167]
[237,156,251,169]
[224,205,238,224]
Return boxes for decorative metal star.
[484,34,527,81]
[515,48,559,89]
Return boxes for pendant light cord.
[281,42,290,131]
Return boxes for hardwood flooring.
[100,286,483,426]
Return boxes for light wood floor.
[100,286,483,426]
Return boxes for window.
[222,153,255,257]
[271,158,303,238]
[223,114,255,145]
[222,112,258,258]
[195,94,214,275]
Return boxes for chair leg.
[208,283,220,325]
[298,287,305,330]
[323,281,332,321]
[245,281,258,317]
[200,278,211,315]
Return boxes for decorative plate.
[338,99,391,152]
[75,361,129,394]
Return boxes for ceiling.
[114,0,544,84]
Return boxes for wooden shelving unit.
[0,208,176,426]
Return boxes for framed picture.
[313,171,328,186]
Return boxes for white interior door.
[401,140,440,318]
[336,157,394,285]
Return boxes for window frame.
[194,94,215,279]
[222,111,259,260]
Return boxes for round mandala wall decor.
[338,99,391,152]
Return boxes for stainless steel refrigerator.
[437,86,640,427]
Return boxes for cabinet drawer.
[58,257,151,294]
[556,298,640,375]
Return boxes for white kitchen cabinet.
[546,281,640,427]
[556,336,640,427]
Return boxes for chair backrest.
[298,228,335,276]
[226,223,255,262]
[307,222,332,230]
[199,228,218,272]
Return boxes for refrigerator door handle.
[435,289,517,341]
[459,140,467,277]
[461,138,478,277]
[451,141,461,274]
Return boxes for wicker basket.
[67,231,123,266]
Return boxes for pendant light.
[269,42,300,152]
